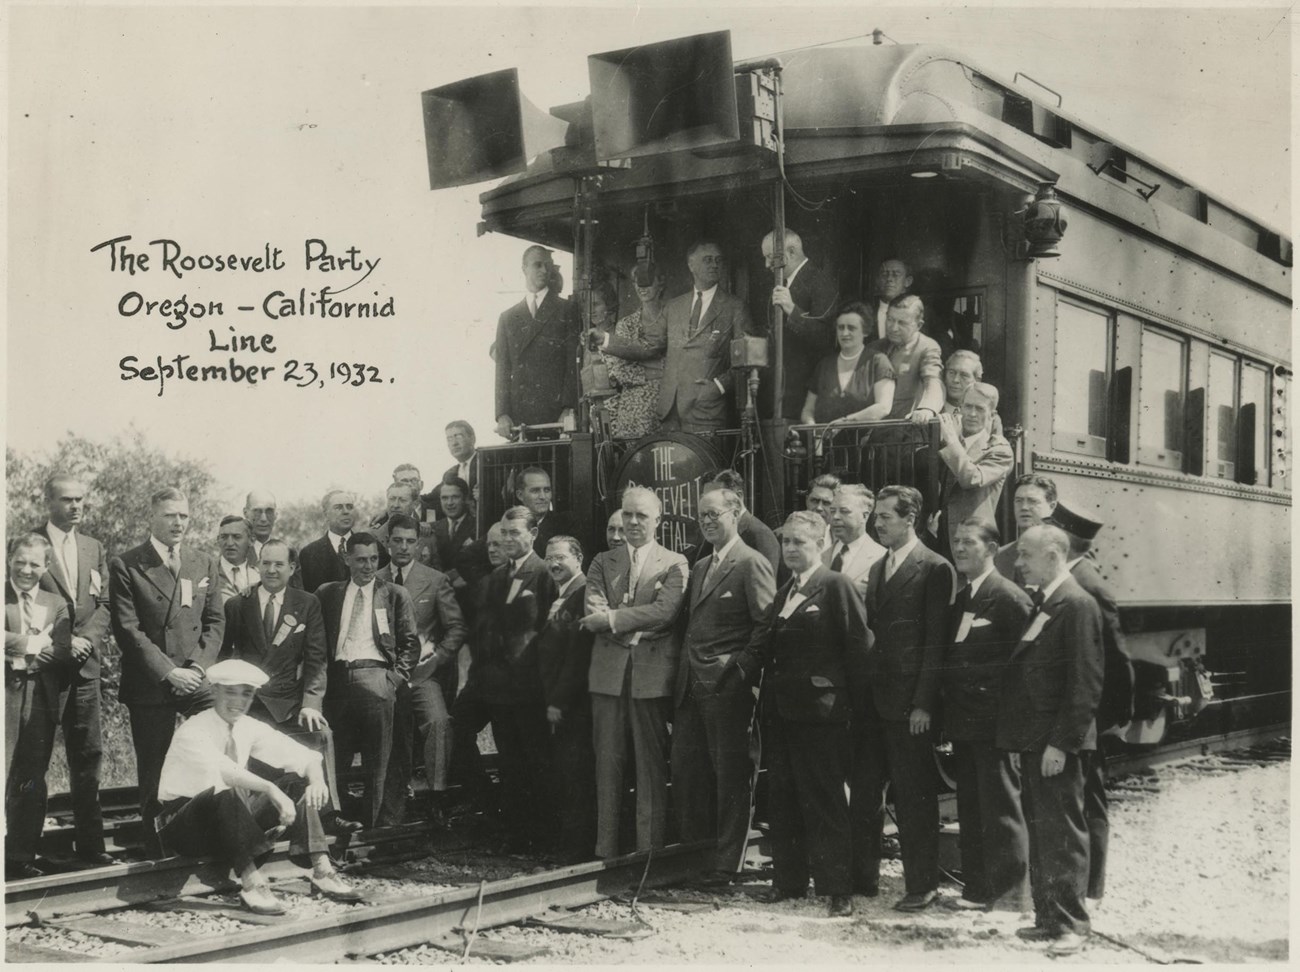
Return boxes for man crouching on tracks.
[155,658,362,915]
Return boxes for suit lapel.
[879,546,920,604]
[141,543,180,614]
[697,548,737,605]
[609,546,631,605]
[242,589,271,655]
[512,297,547,356]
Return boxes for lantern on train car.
[1022,183,1068,259]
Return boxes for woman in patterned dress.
[600,264,665,440]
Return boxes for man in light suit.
[377,515,466,826]
[941,518,1033,912]
[994,474,1058,581]
[927,382,1014,559]
[673,486,776,884]
[494,245,581,438]
[36,476,113,866]
[1047,503,1135,911]
[601,240,756,434]
[853,485,955,911]
[824,484,885,599]
[998,525,1104,956]
[300,490,358,594]
[581,487,688,859]
[109,487,223,854]
[697,470,781,575]
[762,229,839,420]
[6,534,74,876]
[755,512,870,917]
[217,516,259,603]
[316,533,420,827]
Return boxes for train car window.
[1052,297,1111,458]
[1137,326,1186,471]
[1206,352,1239,480]
[1240,361,1270,486]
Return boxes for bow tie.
[1029,588,1045,610]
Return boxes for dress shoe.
[1048,931,1087,955]
[331,816,365,835]
[893,890,938,912]
[828,895,854,917]
[7,861,43,879]
[1015,925,1057,942]
[239,885,287,915]
[310,870,364,902]
[76,851,117,868]
[948,896,988,911]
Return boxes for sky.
[3,2,1291,513]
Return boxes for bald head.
[1015,524,1071,588]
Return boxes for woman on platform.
[800,301,896,425]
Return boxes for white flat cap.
[206,659,269,688]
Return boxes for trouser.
[378,680,414,826]
[765,716,852,896]
[487,701,553,850]
[1081,748,1109,899]
[549,701,596,862]
[58,676,106,856]
[591,680,672,859]
[850,711,939,894]
[448,689,494,809]
[324,665,396,828]
[158,772,328,873]
[951,739,1029,910]
[671,675,756,873]
[245,699,340,809]
[127,688,214,857]
[5,667,61,862]
[1021,749,1091,936]
[376,674,454,824]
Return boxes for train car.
[428,35,1291,748]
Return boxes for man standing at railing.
[761,229,839,421]
[927,383,1014,559]
[866,295,945,422]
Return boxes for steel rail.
[121,841,712,964]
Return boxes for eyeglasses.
[697,509,734,522]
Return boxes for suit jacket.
[377,561,466,686]
[299,534,351,594]
[475,552,557,704]
[1070,558,1134,731]
[534,509,578,559]
[315,579,420,680]
[675,539,776,706]
[608,287,755,429]
[109,540,225,706]
[5,584,73,672]
[35,524,109,681]
[494,291,581,426]
[423,458,479,522]
[864,539,956,721]
[778,261,839,419]
[940,570,1033,741]
[217,560,260,604]
[996,573,1104,754]
[698,511,782,576]
[219,584,327,721]
[373,520,435,569]
[821,533,887,601]
[586,541,689,699]
[937,429,1014,549]
[432,515,478,577]
[537,578,594,715]
[754,566,871,724]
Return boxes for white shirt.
[526,287,549,316]
[832,532,887,575]
[784,258,807,290]
[779,563,820,619]
[549,573,584,621]
[338,580,383,662]
[710,533,742,565]
[876,300,889,340]
[610,540,659,636]
[150,535,179,565]
[966,563,996,598]
[885,534,920,576]
[457,455,475,485]
[157,709,318,803]
[45,521,78,588]
[691,283,719,325]
[220,557,258,595]
[1038,567,1072,603]
[327,530,351,555]
[257,586,282,627]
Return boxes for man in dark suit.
[998,525,1104,956]
[36,475,113,866]
[217,516,259,603]
[600,240,756,433]
[942,517,1033,912]
[6,533,74,876]
[1047,503,1134,910]
[673,486,776,884]
[761,229,838,420]
[299,490,358,594]
[372,484,436,569]
[109,487,223,854]
[431,477,477,585]
[994,474,1058,581]
[425,421,480,516]
[867,258,913,341]
[516,466,577,559]
[377,515,466,826]
[494,245,581,438]
[697,470,781,574]
[476,507,558,852]
[537,535,596,863]
[755,511,870,917]
[315,533,419,827]
[854,484,955,911]
[218,538,348,820]
[242,490,279,564]
[581,486,688,859]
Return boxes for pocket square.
[293,623,305,633]
[720,591,734,599]
[806,604,820,613]
[196,577,209,589]
[970,618,992,628]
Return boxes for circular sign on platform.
[611,433,724,558]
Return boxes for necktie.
[528,294,537,318]
[701,554,720,589]
[393,566,403,587]
[20,591,32,632]
[884,551,898,582]
[1029,588,1046,612]
[262,593,278,642]
[62,533,77,587]
[508,560,519,581]
[167,545,181,577]
[232,565,243,594]
[224,728,239,764]
[787,581,801,607]
[628,546,642,599]
[687,291,703,336]
[337,536,347,558]
[830,544,846,573]
[343,586,367,652]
